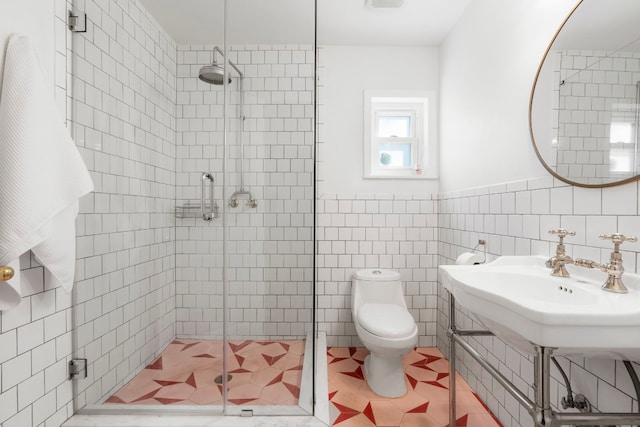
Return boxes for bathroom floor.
[106,339,305,405]
[327,347,502,427]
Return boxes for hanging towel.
[0,34,93,309]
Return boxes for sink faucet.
[573,234,637,294]
[546,229,576,277]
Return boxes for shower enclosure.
[69,0,317,417]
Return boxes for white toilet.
[351,269,418,398]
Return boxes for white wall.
[320,45,440,195]
[0,0,55,92]
[439,0,577,193]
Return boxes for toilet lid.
[358,303,416,338]
[353,269,400,281]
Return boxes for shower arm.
[213,46,254,207]
[238,76,246,191]
[211,47,245,189]
[212,46,244,78]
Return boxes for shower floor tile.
[327,347,503,427]
[106,339,304,406]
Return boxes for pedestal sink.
[439,255,640,359]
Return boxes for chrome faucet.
[573,234,637,294]
[546,230,638,293]
[546,229,575,277]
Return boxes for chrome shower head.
[198,62,231,85]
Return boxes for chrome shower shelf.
[175,201,219,220]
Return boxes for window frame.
[363,90,438,179]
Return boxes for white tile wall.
[438,177,640,427]
[69,0,177,409]
[175,44,315,340]
[317,193,439,347]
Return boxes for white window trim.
[363,90,438,180]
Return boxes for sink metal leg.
[448,294,457,427]
[534,345,554,427]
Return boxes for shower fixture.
[198,46,243,85]
[198,47,257,210]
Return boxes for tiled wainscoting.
[316,193,439,348]
[438,176,640,427]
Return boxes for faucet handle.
[548,229,576,238]
[548,229,576,245]
[599,233,637,252]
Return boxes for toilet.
[351,269,418,398]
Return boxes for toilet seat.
[358,303,416,339]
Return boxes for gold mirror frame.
[529,0,640,188]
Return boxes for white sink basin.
[439,255,640,359]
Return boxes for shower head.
[198,62,231,85]
[198,46,243,85]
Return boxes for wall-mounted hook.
[68,10,87,33]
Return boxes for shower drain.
[214,374,233,384]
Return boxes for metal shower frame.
[209,46,258,209]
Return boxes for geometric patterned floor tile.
[106,339,304,406]
[327,347,503,427]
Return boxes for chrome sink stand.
[447,292,640,427]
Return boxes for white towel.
[0,34,93,309]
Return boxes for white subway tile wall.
[175,44,315,339]
[70,0,177,409]
[317,193,439,348]
[438,177,640,427]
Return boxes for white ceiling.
[138,0,471,46]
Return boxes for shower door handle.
[201,172,215,221]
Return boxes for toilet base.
[363,353,408,398]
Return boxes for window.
[609,121,636,174]
[364,91,437,179]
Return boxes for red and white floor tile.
[106,339,305,406]
[327,347,503,427]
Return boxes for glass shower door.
[221,0,317,415]
[70,0,316,417]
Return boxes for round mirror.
[530,0,640,187]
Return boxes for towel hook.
[0,266,14,281]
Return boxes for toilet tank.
[351,269,406,311]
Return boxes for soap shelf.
[175,201,219,220]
